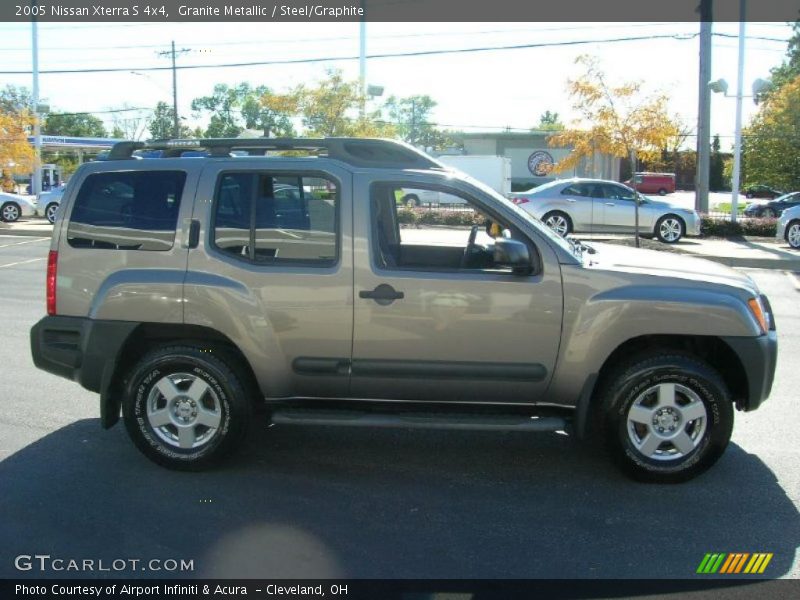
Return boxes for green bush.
[397,208,417,224]
[700,216,777,238]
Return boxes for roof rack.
[106,137,444,170]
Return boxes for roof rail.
[105,137,444,169]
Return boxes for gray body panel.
[46,154,770,412]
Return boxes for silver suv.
[30,138,777,482]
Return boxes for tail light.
[46,250,58,315]
[511,197,529,205]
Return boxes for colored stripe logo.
[697,553,773,574]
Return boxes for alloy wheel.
[626,382,708,461]
[659,218,682,242]
[545,214,569,236]
[146,372,222,450]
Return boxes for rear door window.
[67,170,186,251]
[212,172,338,265]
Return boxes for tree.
[549,56,681,172]
[191,83,298,138]
[764,20,800,99]
[709,134,725,191]
[111,104,150,140]
[149,102,174,139]
[536,110,564,131]
[0,107,34,191]
[250,90,298,137]
[742,74,800,190]
[548,56,681,243]
[43,112,106,137]
[297,69,395,138]
[384,94,442,147]
[0,85,32,113]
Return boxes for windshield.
[457,173,577,255]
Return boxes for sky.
[0,20,794,151]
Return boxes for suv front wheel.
[122,345,252,470]
[598,353,733,483]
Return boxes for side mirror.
[494,238,537,275]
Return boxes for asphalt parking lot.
[0,234,798,580]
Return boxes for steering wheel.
[460,225,480,269]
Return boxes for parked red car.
[625,172,676,196]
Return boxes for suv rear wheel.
[598,353,733,483]
[122,345,252,470]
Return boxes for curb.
[0,226,53,238]
[692,255,800,271]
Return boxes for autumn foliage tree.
[296,69,395,138]
[0,106,34,192]
[548,56,681,175]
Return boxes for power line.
[0,23,706,52]
[0,33,701,75]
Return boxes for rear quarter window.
[67,170,186,251]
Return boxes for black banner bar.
[2,0,799,23]
[4,579,800,600]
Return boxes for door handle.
[605,202,615,206]
[566,198,577,202]
[359,283,404,306]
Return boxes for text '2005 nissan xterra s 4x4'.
[30,138,777,482]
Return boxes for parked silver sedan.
[511,178,701,243]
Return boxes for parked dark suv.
[30,138,777,482]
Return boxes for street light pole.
[730,1,746,223]
[31,3,42,200]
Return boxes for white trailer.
[438,155,512,197]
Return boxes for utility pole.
[157,41,189,138]
[31,2,41,200]
[695,0,712,213]
[358,0,367,119]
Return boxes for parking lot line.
[0,257,45,269]
[0,237,50,248]
[785,271,800,291]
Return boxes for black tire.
[762,207,775,219]
[658,188,667,196]
[597,353,734,483]
[1,201,21,223]
[402,194,420,207]
[45,202,59,224]
[542,211,572,237]
[122,345,252,470]
[655,214,685,243]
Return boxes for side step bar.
[271,408,569,433]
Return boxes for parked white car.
[0,192,37,222]
[776,203,800,249]
[37,187,66,223]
